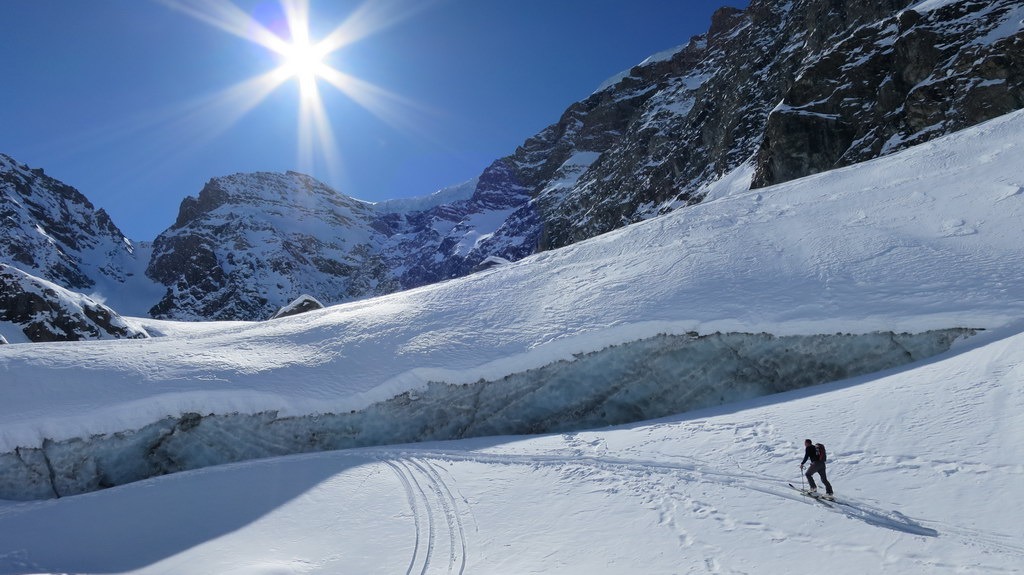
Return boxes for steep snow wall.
[0,329,971,500]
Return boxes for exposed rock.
[270,294,325,320]
[0,263,149,342]
[0,153,135,289]
[146,172,398,321]
[5,0,1024,322]
[751,0,1024,187]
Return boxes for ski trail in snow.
[368,443,1023,572]
[374,448,1012,544]
[409,458,469,575]
[384,457,469,575]
[383,460,431,575]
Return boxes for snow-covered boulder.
[270,294,326,320]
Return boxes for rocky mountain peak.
[1,153,135,291]
[146,171,392,320]
[3,0,1022,325]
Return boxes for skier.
[801,438,834,499]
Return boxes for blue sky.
[1,0,743,240]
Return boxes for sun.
[157,0,420,181]
[277,38,328,94]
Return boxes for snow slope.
[0,325,1020,574]
[0,109,1023,572]
[1,110,1022,450]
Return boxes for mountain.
[0,153,137,293]
[145,171,397,321]
[2,103,1022,497]
[138,0,1024,320]
[1,104,1022,572]
[1,0,1022,324]
[2,5,1024,561]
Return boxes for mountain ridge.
[2,0,1023,333]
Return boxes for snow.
[1,109,1024,572]
[975,3,1024,46]
[372,178,478,214]
[1,326,1021,573]
[539,150,602,195]
[908,0,960,12]
[910,0,1024,46]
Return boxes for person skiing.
[801,439,834,499]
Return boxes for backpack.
[816,443,827,463]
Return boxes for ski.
[788,483,834,507]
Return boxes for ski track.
[383,457,468,575]
[367,444,1022,572]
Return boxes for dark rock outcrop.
[0,263,149,343]
[751,0,1024,187]
[270,294,325,320]
[0,153,135,289]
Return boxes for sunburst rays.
[156,0,424,186]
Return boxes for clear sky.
[1,0,743,240]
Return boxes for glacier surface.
[0,328,970,500]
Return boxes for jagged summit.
[146,171,389,321]
[169,171,375,231]
[0,153,135,291]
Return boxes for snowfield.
[0,326,1021,573]
[1,109,1023,572]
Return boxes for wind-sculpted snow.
[0,329,970,500]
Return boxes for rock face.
[3,0,1023,322]
[751,0,1024,187]
[0,264,149,343]
[146,172,397,321]
[0,153,136,290]
[145,170,534,320]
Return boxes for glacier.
[0,328,971,500]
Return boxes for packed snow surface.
[1,110,1023,571]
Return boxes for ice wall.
[0,329,973,500]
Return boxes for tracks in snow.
[383,457,469,575]
[367,445,1024,567]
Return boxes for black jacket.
[802,444,819,465]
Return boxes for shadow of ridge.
[0,451,373,575]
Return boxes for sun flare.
[157,0,420,183]
[275,38,329,97]
[280,41,326,82]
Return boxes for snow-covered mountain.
[3,0,1022,325]
[1,104,1022,573]
[0,153,137,294]
[145,171,396,321]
